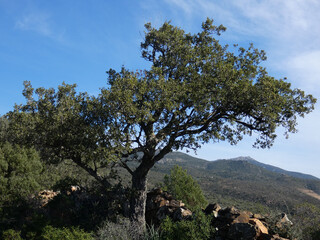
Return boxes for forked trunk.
[130,172,148,237]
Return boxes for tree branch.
[73,156,112,188]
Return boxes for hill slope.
[147,152,320,213]
[229,156,318,180]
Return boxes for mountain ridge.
[149,151,320,212]
[162,152,318,180]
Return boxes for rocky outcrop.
[146,188,192,225]
[207,204,293,240]
[145,188,292,240]
[33,189,60,207]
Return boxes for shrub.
[144,225,162,240]
[291,203,320,240]
[1,229,23,240]
[41,226,93,240]
[95,218,140,240]
[160,210,214,240]
[0,142,43,203]
[96,217,162,240]
[163,165,207,210]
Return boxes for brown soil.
[298,188,320,201]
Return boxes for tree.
[0,142,43,204]
[163,165,207,210]
[5,18,316,233]
[6,83,122,189]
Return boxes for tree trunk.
[130,172,148,237]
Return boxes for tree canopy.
[4,18,316,231]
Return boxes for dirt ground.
[298,188,320,201]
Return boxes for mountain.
[228,156,318,180]
[146,152,320,213]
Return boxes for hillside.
[146,152,320,213]
[229,156,318,180]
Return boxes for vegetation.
[160,210,214,240]
[0,18,317,238]
[0,142,43,203]
[292,203,320,240]
[153,152,320,212]
[163,165,207,210]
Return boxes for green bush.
[0,142,43,203]
[160,210,214,240]
[41,226,93,240]
[163,165,207,210]
[144,225,162,240]
[1,229,23,240]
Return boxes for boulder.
[249,218,269,236]
[172,207,193,221]
[35,190,60,207]
[232,212,250,224]
[204,203,221,217]
[276,213,293,228]
[169,199,184,208]
[145,188,192,225]
[253,213,265,220]
[227,223,257,240]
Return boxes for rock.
[172,207,193,221]
[270,234,290,240]
[145,188,192,225]
[36,190,60,207]
[169,199,183,208]
[276,213,293,228]
[156,206,174,221]
[227,223,257,240]
[249,218,268,235]
[204,203,221,216]
[223,206,240,215]
[253,213,265,220]
[233,212,250,224]
[216,206,241,225]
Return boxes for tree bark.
[130,171,148,237]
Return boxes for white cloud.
[16,12,51,36]
[285,51,320,93]
[164,0,195,15]
[15,10,65,42]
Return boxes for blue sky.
[0,0,319,177]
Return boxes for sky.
[0,0,319,177]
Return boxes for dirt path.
[298,188,320,201]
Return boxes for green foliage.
[163,165,207,210]
[41,226,93,240]
[0,116,9,143]
[160,210,214,240]
[291,203,320,240]
[1,229,23,240]
[0,142,43,203]
[265,211,299,240]
[3,18,316,230]
[144,225,162,240]
[6,81,123,189]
